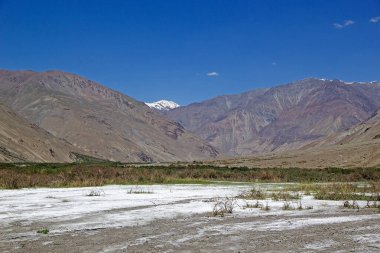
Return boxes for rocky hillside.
[0,70,218,162]
[312,107,380,147]
[0,103,80,162]
[207,108,380,169]
[166,78,380,155]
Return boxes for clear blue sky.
[1,0,379,105]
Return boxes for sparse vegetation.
[86,189,105,196]
[365,201,379,208]
[261,201,271,211]
[238,188,266,200]
[37,228,49,234]
[211,197,237,217]
[244,200,263,209]
[343,200,360,210]
[127,187,153,194]
[296,199,312,210]
[282,182,380,201]
[270,192,300,201]
[282,201,295,211]
[238,187,300,201]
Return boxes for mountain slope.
[0,70,218,162]
[0,103,80,162]
[310,107,380,147]
[210,108,380,169]
[166,78,380,156]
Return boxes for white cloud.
[370,16,380,23]
[334,20,355,29]
[206,72,219,77]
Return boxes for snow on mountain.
[145,100,180,111]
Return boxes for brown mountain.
[0,70,218,162]
[166,78,380,156]
[314,108,380,146]
[209,107,380,168]
[0,103,80,162]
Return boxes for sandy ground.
[207,141,380,168]
[1,184,380,252]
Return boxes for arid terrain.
[1,70,380,253]
[0,70,218,163]
[1,69,380,168]
[2,1,380,252]
[1,184,379,253]
[166,78,380,156]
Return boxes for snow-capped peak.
[145,100,180,111]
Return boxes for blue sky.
[0,0,379,105]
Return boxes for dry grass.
[261,201,271,211]
[238,188,300,201]
[238,188,267,200]
[244,200,263,209]
[0,163,379,189]
[127,187,153,194]
[211,197,237,217]
[86,189,105,197]
[343,200,360,210]
[283,182,380,201]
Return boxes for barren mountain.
[166,78,380,156]
[209,108,380,169]
[0,103,80,162]
[0,70,218,162]
[312,107,380,146]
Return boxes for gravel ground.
[1,184,379,252]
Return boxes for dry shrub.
[211,197,237,217]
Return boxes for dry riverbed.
[1,184,379,252]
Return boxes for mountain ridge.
[166,78,380,156]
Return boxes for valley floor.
[1,184,380,252]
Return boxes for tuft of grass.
[282,201,295,211]
[86,189,104,197]
[343,200,360,210]
[238,188,301,201]
[211,197,237,217]
[270,192,300,201]
[365,201,379,208]
[238,188,266,200]
[295,199,313,210]
[245,200,263,209]
[37,228,49,234]
[127,188,153,194]
[261,201,271,211]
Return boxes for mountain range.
[209,107,380,169]
[0,70,217,162]
[1,69,379,166]
[166,78,380,156]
